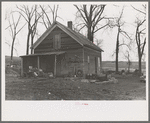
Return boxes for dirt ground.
[5,74,146,100]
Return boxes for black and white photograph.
[2,1,149,121]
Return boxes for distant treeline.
[102,61,146,70]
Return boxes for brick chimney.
[67,21,72,30]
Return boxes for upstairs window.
[53,34,61,49]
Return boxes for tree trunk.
[115,27,120,73]
[87,25,93,42]
[128,61,131,73]
[26,32,30,55]
[137,44,142,75]
[31,35,34,54]
[10,36,16,63]
[128,65,130,73]
[116,44,119,73]
[139,54,142,75]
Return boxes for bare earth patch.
[5,75,146,100]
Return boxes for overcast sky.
[2,2,147,61]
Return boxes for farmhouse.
[20,21,103,77]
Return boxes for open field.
[102,61,146,72]
[5,74,146,100]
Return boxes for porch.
[20,51,65,77]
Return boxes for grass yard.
[5,74,146,100]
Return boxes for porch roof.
[20,51,65,57]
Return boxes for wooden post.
[21,57,23,77]
[54,55,57,76]
[37,56,40,69]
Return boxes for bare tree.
[109,7,132,73]
[74,4,110,42]
[6,14,26,62]
[132,5,146,75]
[123,50,132,73]
[16,5,43,55]
[30,5,43,54]
[39,5,62,29]
[135,19,146,75]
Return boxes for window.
[53,34,61,49]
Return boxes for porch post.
[21,57,23,77]
[54,55,57,76]
[37,56,40,69]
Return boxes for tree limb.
[94,23,108,33]
[74,5,88,24]
[40,5,51,26]
[131,5,146,15]
[120,30,132,40]
[16,22,27,35]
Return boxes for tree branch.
[16,22,27,35]
[74,5,88,24]
[119,43,131,50]
[120,30,132,40]
[131,5,146,15]
[94,23,108,33]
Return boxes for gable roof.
[32,21,103,52]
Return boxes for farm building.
[20,21,103,78]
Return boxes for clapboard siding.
[62,48,84,77]
[83,47,101,75]
[34,27,82,53]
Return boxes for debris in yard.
[89,80,96,83]
[109,77,118,83]
[95,77,118,84]
[86,74,97,79]
[48,72,54,78]
[33,72,38,77]
[81,79,89,83]
[97,73,108,81]
[95,81,110,84]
